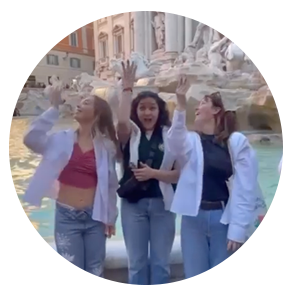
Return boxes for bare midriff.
[58,184,96,209]
[57,143,97,209]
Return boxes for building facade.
[9,11,95,85]
[93,13,134,80]
[93,12,199,80]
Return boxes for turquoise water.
[10,118,282,243]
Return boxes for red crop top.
[58,143,97,189]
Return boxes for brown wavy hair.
[91,95,120,156]
[206,92,238,142]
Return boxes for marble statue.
[151,12,165,50]
[48,75,64,87]
[225,22,253,71]
[204,11,223,46]
[44,75,64,99]
[110,52,154,79]
[176,11,223,65]
[208,30,232,73]
[74,72,112,93]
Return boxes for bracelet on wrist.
[122,87,133,93]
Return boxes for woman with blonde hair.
[23,85,119,276]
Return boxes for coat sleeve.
[23,107,60,155]
[166,109,193,168]
[228,133,258,243]
[106,141,119,226]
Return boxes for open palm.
[121,60,137,90]
[176,74,190,107]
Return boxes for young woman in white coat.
[167,76,261,278]
[23,85,119,276]
[117,61,179,285]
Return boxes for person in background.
[23,84,119,277]
[117,60,179,285]
[279,156,282,174]
[167,75,263,278]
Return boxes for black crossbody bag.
[117,137,160,203]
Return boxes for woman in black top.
[167,76,262,278]
[117,61,179,285]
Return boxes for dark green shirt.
[120,127,164,199]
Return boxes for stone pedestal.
[151,48,165,60]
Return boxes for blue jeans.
[54,203,106,276]
[121,198,176,285]
[181,209,232,278]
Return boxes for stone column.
[239,11,249,23]
[108,16,114,58]
[164,13,178,61]
[134,11,145,54]
[145,11,153,59]
[177,15,185,52]
[123,13,131,58]
[185,17,193,47]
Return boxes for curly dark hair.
[130,91,171,131]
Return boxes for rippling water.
[10,117,282,243]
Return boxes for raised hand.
[176,74,190,109]
[121,60,137,90]
[45,84,64,109]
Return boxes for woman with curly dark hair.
[117,61,179,285]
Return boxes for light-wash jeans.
[121,198,176,285]
[54,202,106,276]
[181,209,232,278]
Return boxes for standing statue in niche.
[178,22,213,65]
[151,12,165,50]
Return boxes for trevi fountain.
[10,21,281,282]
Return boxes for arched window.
[113,25,124,58]
[98,32,108,60]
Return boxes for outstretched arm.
[23,85,63,154]
[166,75,193,168]
[116,60,137,145]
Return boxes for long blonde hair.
[91,95,120,157]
